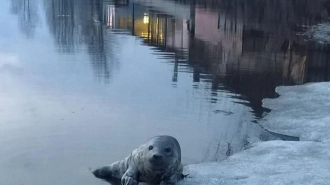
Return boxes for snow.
[260,82,330,142]
[180,141,330,185]
[178,82,330,185]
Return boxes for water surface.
[0,0,329,184]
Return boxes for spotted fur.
[92,135,183,185]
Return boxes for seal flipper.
[92,160,130,180]
[92,166,113,179]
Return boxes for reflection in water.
[101,0,330,117]
[10,0,40,38]
[43,0,81,53]
[43,0,120,82]
[98,0,328,160]
[10,0,328,160]
[2,0,329,184]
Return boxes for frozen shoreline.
[260,82,330,142]
[180,82,330,185]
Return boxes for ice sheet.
[260,82,330,142]
[178,82,330,185]
[180,141,330,185]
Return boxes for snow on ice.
[260,82,330,142]
[179,82,330,185]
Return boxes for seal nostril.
[153,154,163,160]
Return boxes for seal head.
[92,135,183,185]
[140,135,181,171]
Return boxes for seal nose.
[153,154,163,160]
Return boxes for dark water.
[0,0,329,184]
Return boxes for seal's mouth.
[148,157,168,170]
[149,158,164,165]
[147,162,167,171]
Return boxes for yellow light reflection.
[143,14,149,24]
[134,15,165,42]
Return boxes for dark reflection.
[90,0,327,161]
[43,0,80,53]
[99,0,330,118]
[42,0,120,82]
[10,0,40,38]
[10,0,330,114]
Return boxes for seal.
[92,135,184,185]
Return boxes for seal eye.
[148,145,153,150]
[164,148,172,153]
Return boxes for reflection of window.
[143,13,149,24]
[134,14,168,47]
[107,5,115,28]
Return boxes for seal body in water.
[92,135,183,185]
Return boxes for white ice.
[260,82,330,142]
[179,82,330,185]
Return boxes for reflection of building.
[103,1,189,51]
[195,8,243,56]
[100,0,330,116]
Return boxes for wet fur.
[92,135,183,185]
